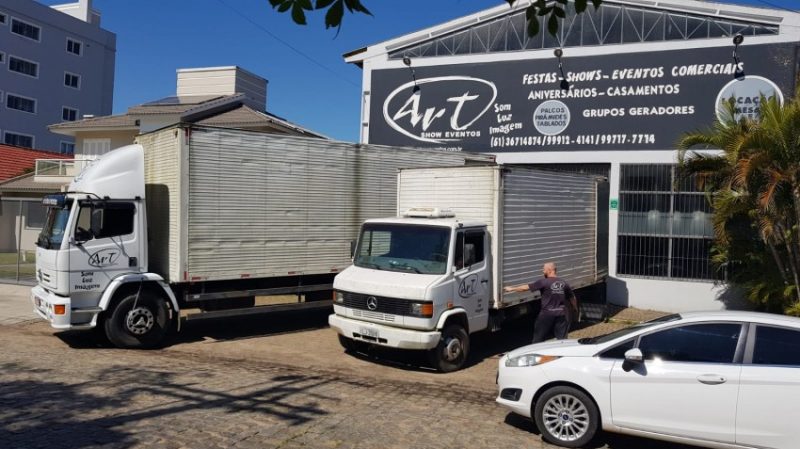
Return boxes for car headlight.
[334,291,344,303]
[504,354,560,367]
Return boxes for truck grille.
[341,291,412,316]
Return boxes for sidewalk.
[0,283,37,325]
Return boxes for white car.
[496,310,800,449]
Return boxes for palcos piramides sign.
[368,43,795,152]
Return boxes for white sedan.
[496,310,800,449]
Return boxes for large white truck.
[329,165,609,371]
[31,125,490,348]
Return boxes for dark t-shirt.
[529,277,573,316]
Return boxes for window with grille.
[617,164,717,280]
[66,38,82,55]
[64,72,80,88]
[9,56,38,77]
[6,94,36,113]
[62,107,78,121]
[60,142,75,154]
[11,18,40,41]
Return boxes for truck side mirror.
[350,240,356,258]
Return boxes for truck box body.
[139,125,490,283]
[397,165,607,309]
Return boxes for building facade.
[346,0,800,312]
[0,0,115,153]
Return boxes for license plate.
[359,326,379,338]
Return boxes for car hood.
[505,339,600,358]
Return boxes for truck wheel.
[428,324,469,372]
[534,386,599,448]
[338,334,368,353]
[104,291,169,349]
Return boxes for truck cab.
[32,145,177,347]
[329,207,491,372]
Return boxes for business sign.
[368,43,795,152]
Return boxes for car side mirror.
[624,348,644,364]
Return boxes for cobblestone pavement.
[0,302,698,449]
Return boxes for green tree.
[678,95,800,315]
[268,0,602,36]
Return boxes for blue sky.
[45,0,800,141]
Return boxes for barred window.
[11,18,40,41]
[9,56,38,77]
[617,164,716,280]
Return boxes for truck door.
[68,200,140,300]
[453,228,490,333]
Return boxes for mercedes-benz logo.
[366,296,378,311]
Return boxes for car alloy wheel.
[542,393,590,442]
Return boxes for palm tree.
[678,95,800,314]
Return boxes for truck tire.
[104,291,170,349]
[534,386,599,448]
[428,324,469,372]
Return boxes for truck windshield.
[37,200,72,249]
[354,224,451,275]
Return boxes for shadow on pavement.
[55,306,333,349]
[0,361,336,448]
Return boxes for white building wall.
[0,0,115,153]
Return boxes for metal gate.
[0,198,43,285]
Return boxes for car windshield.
[37,199,72,249]
[579,313,682,344]
[354,223,451,275]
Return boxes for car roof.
[675,310,800,327]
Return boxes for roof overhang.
[344,0,797,66]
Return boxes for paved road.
[0,284,697,449]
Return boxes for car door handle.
[697,374,727,385]
[481,279,489,284]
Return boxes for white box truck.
[329,165,608,371]
[31,125,490,348]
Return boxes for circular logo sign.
[715,76,783,123]
[533,100,570,136]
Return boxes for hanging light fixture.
[402,57,420,93]
[732,34,745,80]
[554,48,570,91]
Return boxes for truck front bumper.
[31,285,73,329]
[328,314,441,350]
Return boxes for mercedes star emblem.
[366,296,378,311]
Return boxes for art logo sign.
[383,76,497,145]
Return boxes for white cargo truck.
[329,165,608,371]
[31,125,490,348]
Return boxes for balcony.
[34,159,94,184]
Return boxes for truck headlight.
[410,302,434,318]
[334,291,344,303]
[504,354,560,368]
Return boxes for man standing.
[504,262,577,343]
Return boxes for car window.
[638,323,742,363]
[753,325,800,367]
[598,339,635,359]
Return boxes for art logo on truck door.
[88,249,121,267]
[458,274,479,298]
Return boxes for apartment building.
[0,0,115,153]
